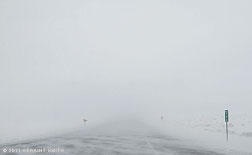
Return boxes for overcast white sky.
[0,0,252,138]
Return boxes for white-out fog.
[0,0,252,144]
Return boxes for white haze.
[0,0,252,142]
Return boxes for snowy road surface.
[0,121,249,155]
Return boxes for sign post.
[225,110,229,142]
[83,119,88,126]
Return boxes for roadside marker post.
[225,110,229,142]
[83,119,88,126]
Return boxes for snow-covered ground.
[187,114,252,138]
[148,111,252,154]
[0,123,82,148]
[0,120,251,155]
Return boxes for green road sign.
[225,110,229,122]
